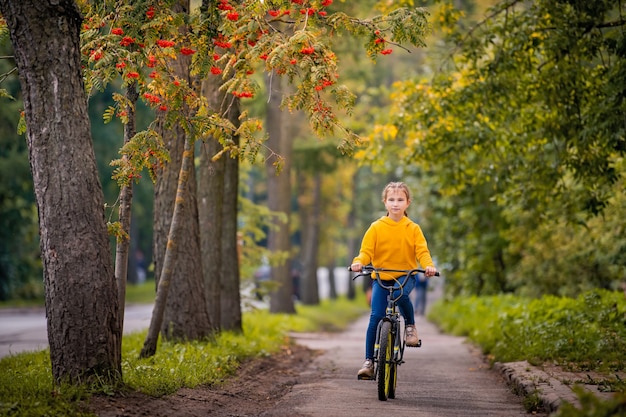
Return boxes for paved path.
[276,314,543,417]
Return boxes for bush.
[429,289,626,371]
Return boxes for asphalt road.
[275,314,543,417]
[0,304,154,358]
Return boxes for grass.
[428,289,626,372]
[124,280,158,305]
[0,293,369,417]
[0,281,157,310]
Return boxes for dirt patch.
[85,343,320,417]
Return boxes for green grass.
[0,280,158,310]
[0,299,44,309]
[0,295,369,417]
[0,280,189,309]
[428,289,626,372]
[124,280,158,305]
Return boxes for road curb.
[495,359,626,416]
[495,360,579,415]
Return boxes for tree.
[266,74,297,313]
[359,0,626,296]
[197,0,243,332]
[197,74,228,330]
[298,172,322,305]
[77,0,217,356]
[0,0,121,383]
[217,99,242,330]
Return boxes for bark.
[197,129,225,332]
[115,83,138,332]
[0,0,121,383]
[265,74,295,314]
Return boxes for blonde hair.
[382,182,411,217]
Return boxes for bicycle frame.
[373,275,411,363]
[352,265,430,400]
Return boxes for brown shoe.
[405,324,421,347]
[357,359,374,380]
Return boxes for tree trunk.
[327,259,337,300]
[197,0,242,331]
[299,174,321,305]
[142,133,210,356]
[197,126,225,333]
[152,123,212,343]
[115,83,138,332]
[220,113,242,331]
[265,74,295,314]
[147,0,212,348]
[347,172,358,299]
[0,0,121,383]
[197,45,243,331]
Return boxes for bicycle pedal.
[357,374,374,381]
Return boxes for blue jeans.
[365,276,416,360]
[412,276,428,316]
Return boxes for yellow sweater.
[352,215,434,280]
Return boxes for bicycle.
[351,265,439,401]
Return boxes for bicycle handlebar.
[349,265,439,301]
[349,265,440,280]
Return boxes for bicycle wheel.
[377,321,393,401]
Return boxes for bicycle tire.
[388,359,397,399]
[377,321,393,401]
[388,327,399,399]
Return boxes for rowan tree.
[80,0,432,329]
[0,0,432,367]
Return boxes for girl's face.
[384,189,410,220]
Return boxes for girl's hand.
[425,266,438,277]
[350,262,362,272]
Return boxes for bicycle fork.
[374,316,403,368]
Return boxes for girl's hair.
[382,182,411,217]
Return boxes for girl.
[351,181,438,379]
